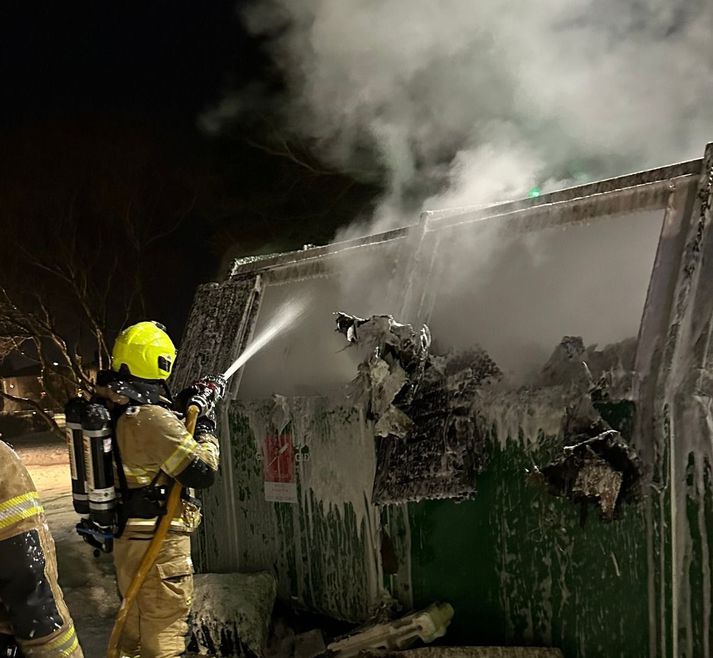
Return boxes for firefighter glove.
[195,415,216,436]
[175,374,226,417]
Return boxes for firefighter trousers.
[113,533,194,658]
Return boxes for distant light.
[528,187,542,198]
[52,362,59,366]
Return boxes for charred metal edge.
[428,175,696,235]
[425,156,702,222]
[227,153,705,280]
[260,236,404,285]
[233,175,696,287]
[229,226,409,278]
[658,143,713,658]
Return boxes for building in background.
[0,365,79,437]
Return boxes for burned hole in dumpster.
[531,335,644,522]
[384,208,659,509]
[538,429,643,524]
[336,312,502,504]
[337,312,644,513]
[238,245,401,399]
[234,207,659,511]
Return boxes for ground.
[10,432,118,656]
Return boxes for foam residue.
[236,396,382,621]
[475,385,570,451]
[190,571,277,657]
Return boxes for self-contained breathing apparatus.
[65,394,116,555]
[64,372,225,557]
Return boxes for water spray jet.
[223,296,311,380]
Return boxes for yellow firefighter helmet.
[111,321,176,380]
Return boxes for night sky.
[0,1,377,348]
[0,1,246,123]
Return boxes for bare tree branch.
[0,156,203,421]
[144,195,197,249]
[244,137,336,176]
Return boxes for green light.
[528,186,541,198]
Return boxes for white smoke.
[226,0,713,234]
[216,0,712,387]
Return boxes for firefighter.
[97,321,221,658]
[0,440,83,657]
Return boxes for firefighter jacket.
[114,404,220,536]
[0,440,83,657]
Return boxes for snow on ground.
[10,433,118,656]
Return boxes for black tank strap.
[109,405,131,538]
[110,403,170,534]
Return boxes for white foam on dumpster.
[190,572,277,658]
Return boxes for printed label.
[66,428,77,480]
[263,481,298,503]
[263,431,297,503]
[83,437,94,490]
[93,487,115,502]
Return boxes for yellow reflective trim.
[63,636,79,657]
[161,433,199,475]
[126,517,189,531]
[0,491,40,512]
[122,464,151,476]
[0,505,44,530]
[125,475,153,486]
[0,491,43,530]
[43,625,78,657]
[121,464,154,486]
[45,625,73,647]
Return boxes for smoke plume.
[217,0,713,234]
[221,0,712,389]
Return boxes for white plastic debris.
[327,603,454,657]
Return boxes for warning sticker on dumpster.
[263,431,297,503]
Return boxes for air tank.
[81,402,116,529]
